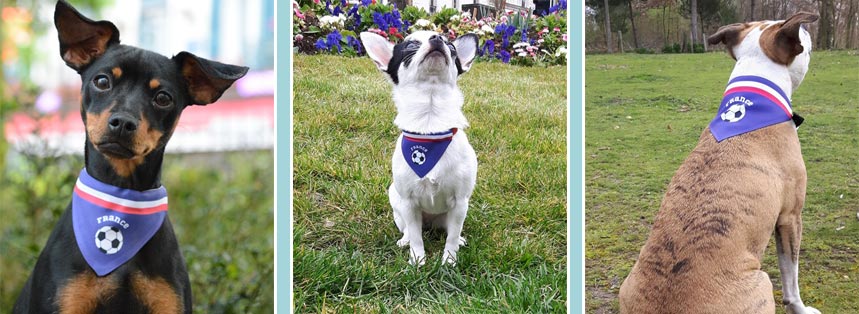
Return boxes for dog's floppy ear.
[360,32,395,72]
[173,52,249,105]
[55,0,120,71]
[453,33,478,74]
[707,23,747,60]
[760,12,818,65]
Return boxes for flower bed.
[293,0,567,66]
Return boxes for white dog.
[361,31,479,266]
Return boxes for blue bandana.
[709,76,796,142]
[401,129,457,178]
[72,169,168,276]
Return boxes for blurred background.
[0,0,275,312]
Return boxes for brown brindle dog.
[619,13,821,314]
[13,1,247,313]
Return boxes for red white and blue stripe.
[401,128,457,178]
[72,168,168,276]
[709,76,796,142]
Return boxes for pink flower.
[313,0,320,3]
[293,8,305,19]
[562,34,568,42]
[295,34,304,41]
[554,27,561,32]
[542,27,549,34]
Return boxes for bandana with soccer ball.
[72,168,168,276]
[709,75,802,142]
[401,129,457,178]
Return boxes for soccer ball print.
[411,150,426,165]
[721,104,746,122]
[94,225,124,254]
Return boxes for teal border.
[568,2,584,313]
[275,0,292,312]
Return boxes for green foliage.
[585,52,859,313]
[293,54,567,312]
[399,5,429,25]
[430,7,460,26]
[0,151,274,312]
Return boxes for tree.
[604,0,614,52]
[627,0,640,48]
[690,0,699,46]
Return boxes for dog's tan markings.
[149,79,160,89]
[57,271,118,314]
[104,113,163,177]
[112,67,122,78]
[84,102,116,144]
[759,13,818,65]
[181,58,217,104]
[130,272,182,314]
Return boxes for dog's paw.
[409,250,426,266]
[396,238,409,248]
[458,236,467,247]
[441,250,457,266]
[785,304,821,314]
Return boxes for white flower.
[555,46,567,57]
[518,52,527,57]
[481,24,494,33]
[477,30,485,36]
[416,19,431,27]
[462,12,471,18]
[450,15,459,21]
[513,42,529,48]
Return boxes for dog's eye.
[93,75,111,91]
[406,41,420,50]
[153,91,173,109]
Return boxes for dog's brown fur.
[619,123,804,313]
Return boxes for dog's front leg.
[441,199,468,266]
[776,214,820,314]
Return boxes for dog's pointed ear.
[173,52,249,105]
[453,33,479,74]
[707,23,747,60]
[55,0,120,71]
[763,12,818,64]
[360,32,394,71]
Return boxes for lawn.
[292,54,568,312]
[0,151,274,313]
[585,51,859,313]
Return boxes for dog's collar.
[709,76,802,142]
[72,168,168,276]
[401,128,457,178]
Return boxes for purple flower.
[347,35,362,54]
[361,0,371,6]
[315,38,328,50]
[498,50,511,63]
[326,30,343,53]
[482,39,495,56]
[372,12,388,30]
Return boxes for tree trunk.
[604,0,614,53]
[627,0,639,49]
[690,0,699,47]
[818,0,833,49]
[750,0,756,21]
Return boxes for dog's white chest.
[391,132,477,214]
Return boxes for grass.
[0,151,274,313]
[585,51,859,313]
[293,55,568,313]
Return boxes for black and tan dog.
[13,1,247,313]
[619,13,821,314]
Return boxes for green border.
[568,2,584,312]
[276,0,292,311]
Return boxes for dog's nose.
[430,35,443,43]
[107,114,138,138]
